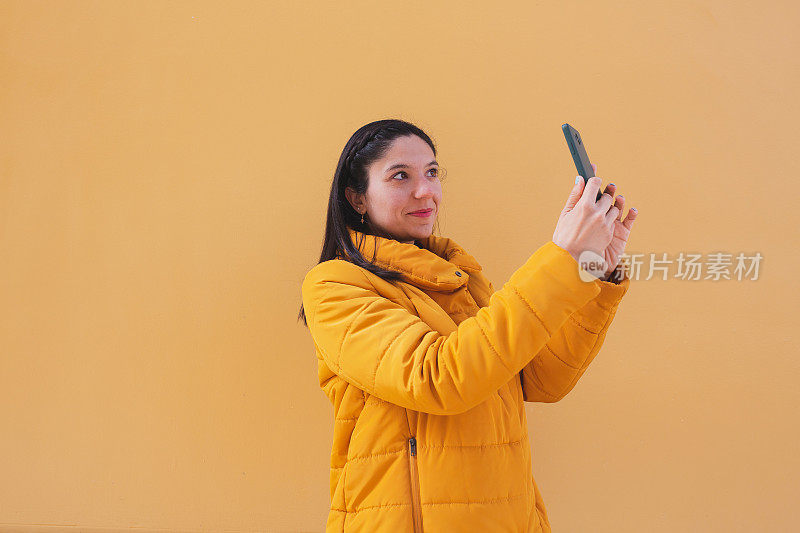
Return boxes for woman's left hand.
[591,163,639,281]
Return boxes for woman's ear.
[344,186,365,213]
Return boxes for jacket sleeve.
[519,271,630,403]
[301,240,604,416]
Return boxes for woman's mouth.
[408,208,433,217]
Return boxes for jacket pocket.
[408,437,424,532]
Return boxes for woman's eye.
[391,169,440,180]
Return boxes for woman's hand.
[552,171,617,270]
[590,163,638,281]
[552,162,638,281]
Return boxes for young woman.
[298,119,637,532]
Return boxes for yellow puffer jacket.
[301,227,630,532]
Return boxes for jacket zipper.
[408,436,424,532]
[404,409,423,532]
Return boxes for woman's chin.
[408,225,433,237]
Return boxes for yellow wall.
[1,1,797,531]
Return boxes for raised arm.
[519,272,630,403]
[301,241,603,416]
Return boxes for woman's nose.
[413,177,436,197]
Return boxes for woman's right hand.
[552,173,620,273]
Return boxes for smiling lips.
[408,208,433,217]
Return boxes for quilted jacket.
[301,226,630,532]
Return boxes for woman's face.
[346,135,443,244]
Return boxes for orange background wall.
[1,1,797,532]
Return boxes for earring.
[361,210,365,224]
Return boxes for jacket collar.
[345,227,482,292]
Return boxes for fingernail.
[609,183,615,186]
[575,176,581,184]
[632,207,637,211]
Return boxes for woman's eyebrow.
[384,160,438,173]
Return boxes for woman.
[298,119,637,532]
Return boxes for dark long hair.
[297,119,444,327]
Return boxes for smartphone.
[562,123,603,202]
